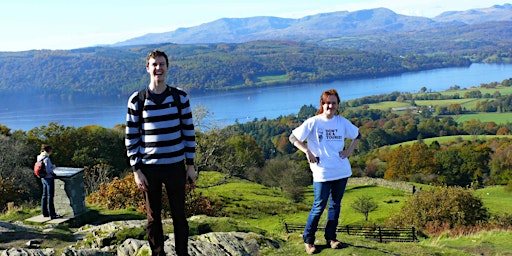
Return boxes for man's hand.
[186,165,197,184]
[134,170,148,191]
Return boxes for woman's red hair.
[316,89,341,115]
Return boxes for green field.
[395,135,512,147]
[256,74,288,83]
[415,98,478,108]
[361,85,512,126]
[474,186,512,215]
[454,112,512,124]
[194,172,512,255]
[438,86,512,97]
[367,101,410,110]
[2,171,510,255]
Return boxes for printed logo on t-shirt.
[317,128,324,143]
[326,129,343,140]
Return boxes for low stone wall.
[348,177,415,193]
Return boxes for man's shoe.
[327,239,341,249]
[50,214,63,219]
[304,243,316,254]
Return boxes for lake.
[1,63,512,131]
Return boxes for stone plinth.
[54,167,87,217]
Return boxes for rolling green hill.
[197,172,512,255]
[0,41,471,96]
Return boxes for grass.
[415,98,478,108]
[395,134,512,147]
[2,172,511,255]
[421,230,512,256]
[195,172,512,255]
[474,186,512,215]
[358,84,512,126]
[454,112,512,124]
[367,101,410,110]
[256,74,288,83]
[438,86,512,97]
[0,207,40,222]
[262,232,475,256]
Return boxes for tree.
[351,194,379,221]
[297,104,317,120]
[388,186,489,236]
[255,157,310,202]
[384,145,411,181]
[225,135,265,178]
[0,134,38,203]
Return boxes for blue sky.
[0,0,508,51]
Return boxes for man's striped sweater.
[125,86,195,171]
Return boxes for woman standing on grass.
[289,89,361,254]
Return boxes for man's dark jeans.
[142,163,188,256]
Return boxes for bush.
[0,134,39,204]
[86,173,222,217]
[0,177,22,212]
[387,186,489,236]
[505,180,512,193]
[488,212,512,227]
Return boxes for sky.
[0,0,509,52]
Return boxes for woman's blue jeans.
[303,177,348,244]
[41,177,56,217]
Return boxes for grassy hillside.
[360,83,512,126]
[395,135,512,147]
[195,172,512,255]
[2,171,510,255]
[454,112,512,124]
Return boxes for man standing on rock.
[125,50,197,256]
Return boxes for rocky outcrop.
[117,232,275,256]
[1,218,280,256]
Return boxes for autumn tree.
[384,145,411,181]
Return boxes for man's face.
[146,56,168,82]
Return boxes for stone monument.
[53,167,87,217]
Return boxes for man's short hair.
[41,144,52,152]
[146,50,169,67]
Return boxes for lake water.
[1,63,512,131]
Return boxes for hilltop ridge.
[113,4,512,46]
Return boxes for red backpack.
[34,156,48,178]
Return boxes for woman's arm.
[289,133,318,163]
[339,133,361,159]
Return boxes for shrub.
[488,212,512,227]
[505,180,512,193]
[83,163,112,195]
[387,186,489,236]
[86,173,222,217]
[0,177,22,212]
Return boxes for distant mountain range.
[113,4,512,47]
[1,4,511,97]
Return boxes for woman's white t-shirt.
[292,115,359,182]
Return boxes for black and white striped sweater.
[125,86,195,171]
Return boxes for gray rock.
[62,247,115,256]
[0,221,36,233]
[1,248,54,256]
[1,218,280,256]
[116,238,150,256]
[117,232,278,256]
